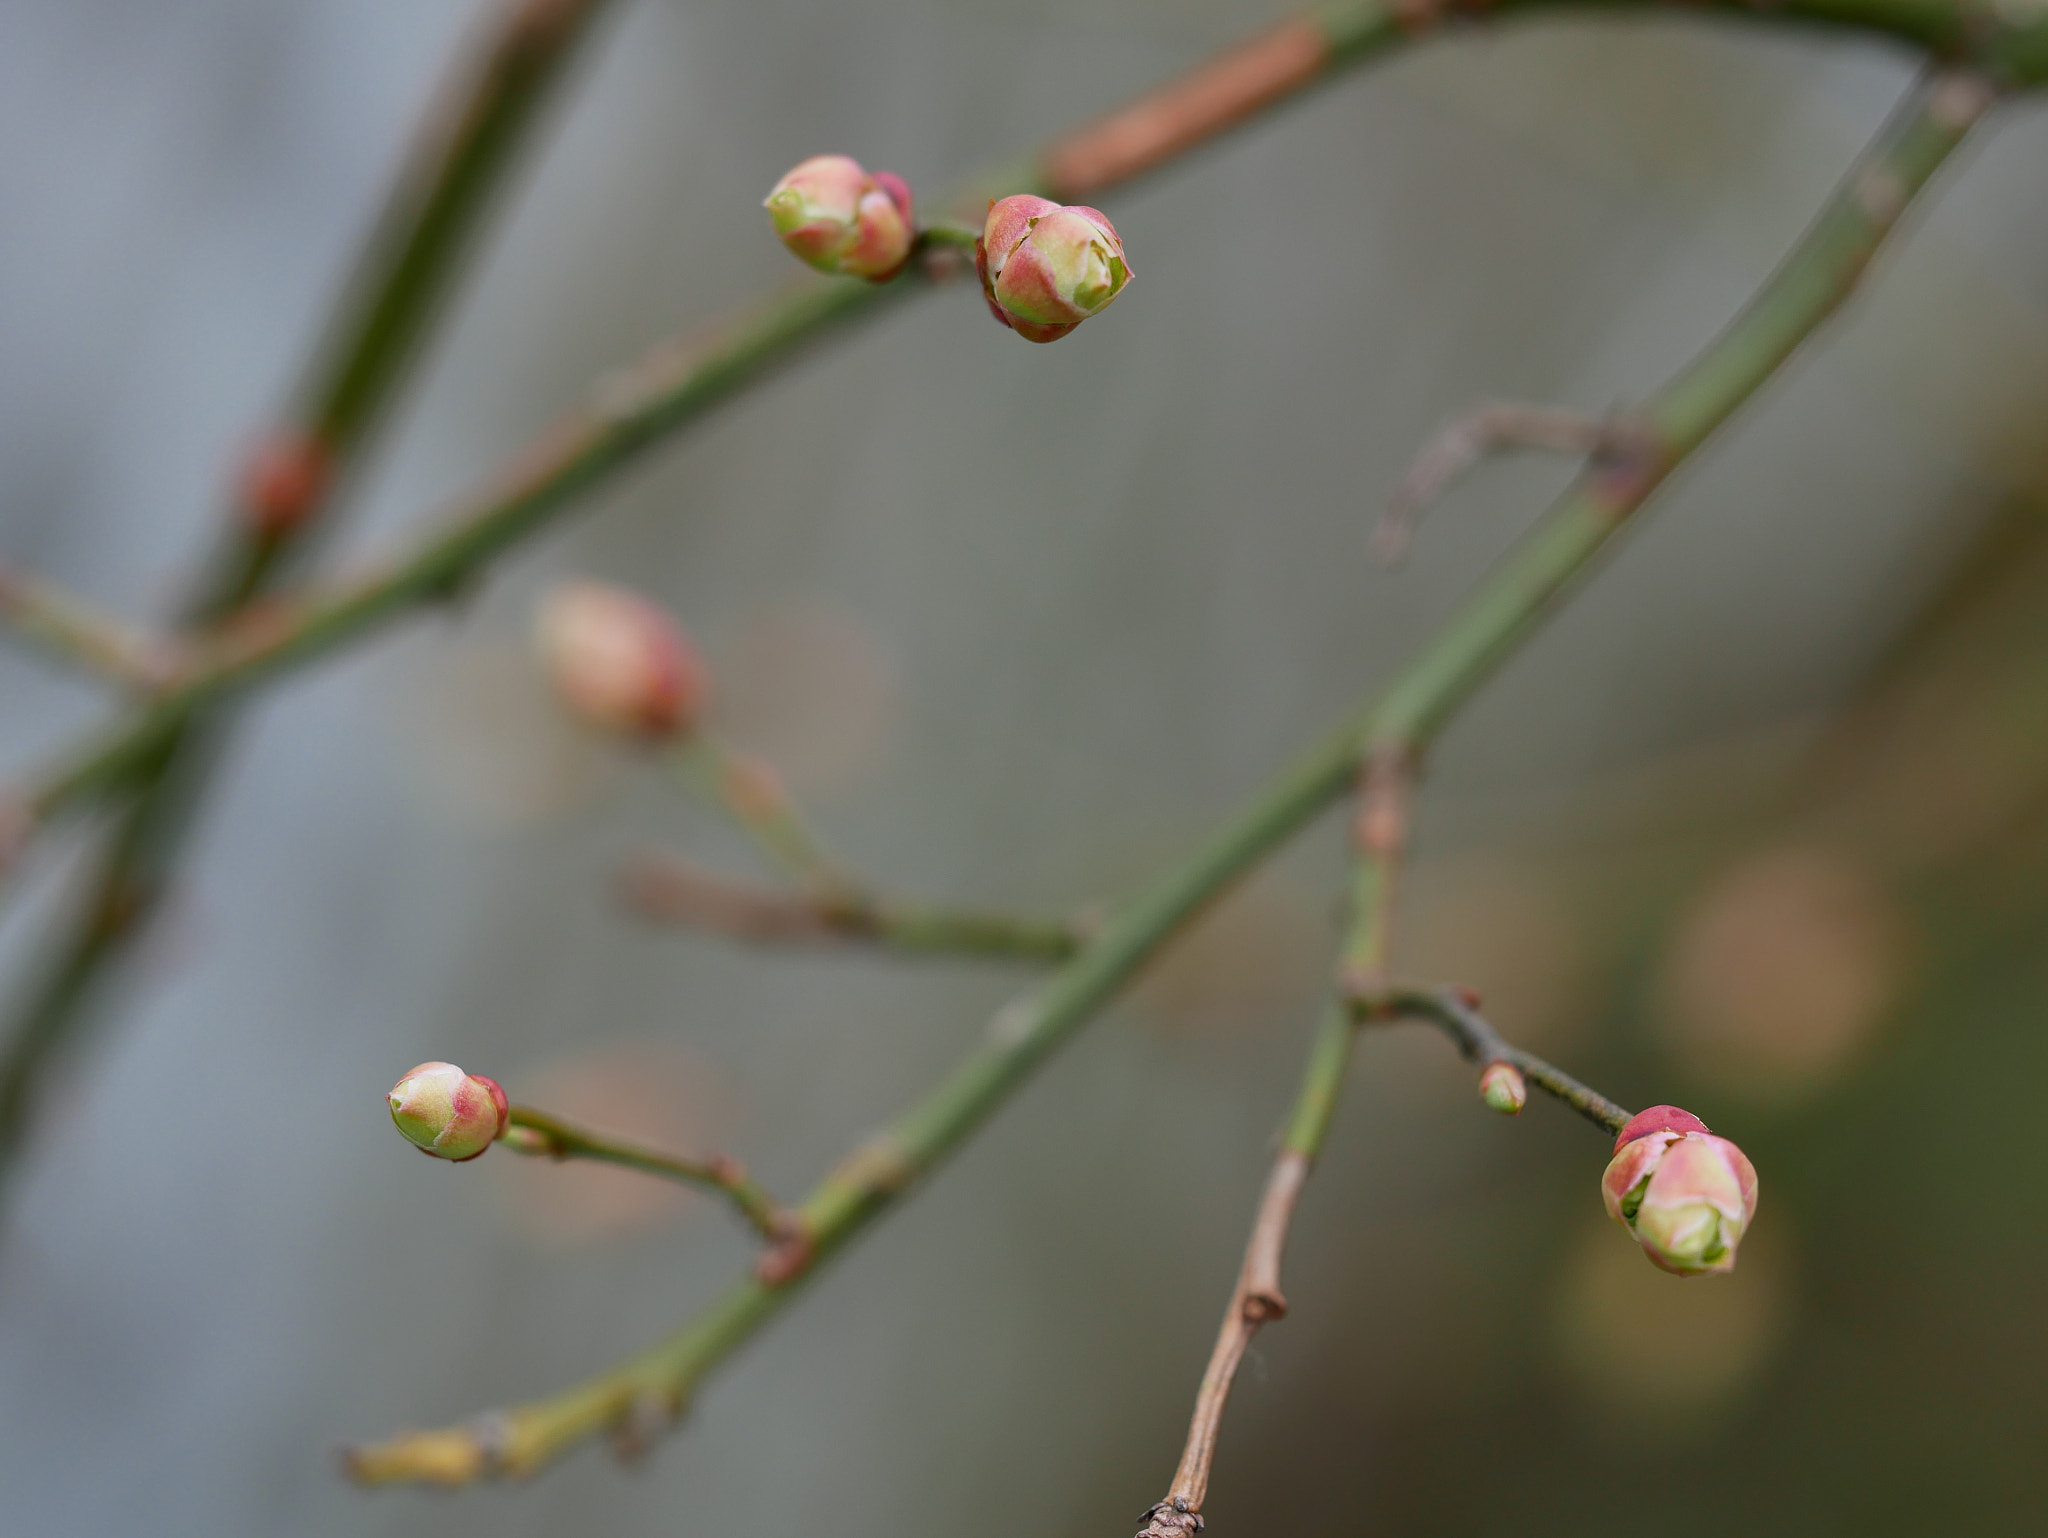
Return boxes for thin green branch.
[0,0,621,1179]
[0,562,181,690]
[621,852,1085,964]
[1369,985,1632,1134]
[501,1105,790,1242]
[342,66,1994,1490]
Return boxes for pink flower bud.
[764,155,915,281]
[388,1062,509,1162]
[1600,1105,1758,1276]
[1479,1061,1527,1115]
[976,195,1132,343]
[536,581,709,740]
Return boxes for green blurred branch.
[341,62,1992,1492]
[0,0,621,1174]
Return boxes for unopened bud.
[764,155,915,281]
[1479,1061,1526,1115]
[536,581,709,740]
[388,1061,509,1161]
[1600,1104,1758,1276]
[976,195,1131,343]
[236,430,332,537]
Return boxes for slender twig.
[500,1105,791,1242]
[620,852,1085,964]
[0,0,621,1178]
[1374,403,1613,565]
[1366,985,1632,1135]
[667,732,861,900]
[341,72,1993,1488]
[0,562,183,690]
[1140,749,1412,1538]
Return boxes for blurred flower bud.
[976,195,1131,343]
[764,155,915,281]
[1601,1105,1758,1276]
[236,430,332,537]
[388,1061,509,1162]
[1479,1061,1527,1115]
[536,581,709,740]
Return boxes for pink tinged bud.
[976,195,1131,343]
[1479,1062,1527,1115]
[1600,1113,1759,1276]
[388,1062,509,1162]
[536,581,709,740]
[1613,1103,1711,1150]
[764,155,915,281]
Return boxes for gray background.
[3,2,2046,1535]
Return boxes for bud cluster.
[1601,1105,1758,1275]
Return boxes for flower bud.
[236,429,332,537]
[388,1062,509,1161]
[536,581,709,740]
[976,195,1131,343]
[764,155,915,281]
[1479,1061,1527,1115]
[1601,1105,1758,1275]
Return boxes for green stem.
[341,65,1993,1492]
[500,1105,789,1241]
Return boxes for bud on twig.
[535,581,709,740]
[975,195,1131,343]
[764,155,916,281]
[1478,1061,1526,1115]
[388,1062,509,1161]
[1600,1105,1758,1275]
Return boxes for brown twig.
[1141,747,1413,1538]
[619,852,1084,964]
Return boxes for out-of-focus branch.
[667,731,861,900]
[620,852,1085,964]
[0,0,621,1177]
[501,1104,791,1242]
[1139,750,1411,1538]
[1374,404,1612,565]
[23,4,2042,839]
[0,561,182,690]
[343,71,1994,1489]
[1366,985,1631,1134]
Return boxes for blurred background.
[2,1,2046,1534]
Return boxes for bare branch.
[620,852,1085,964]
[501,1105,793,1243]
[1376,403,1612,566]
